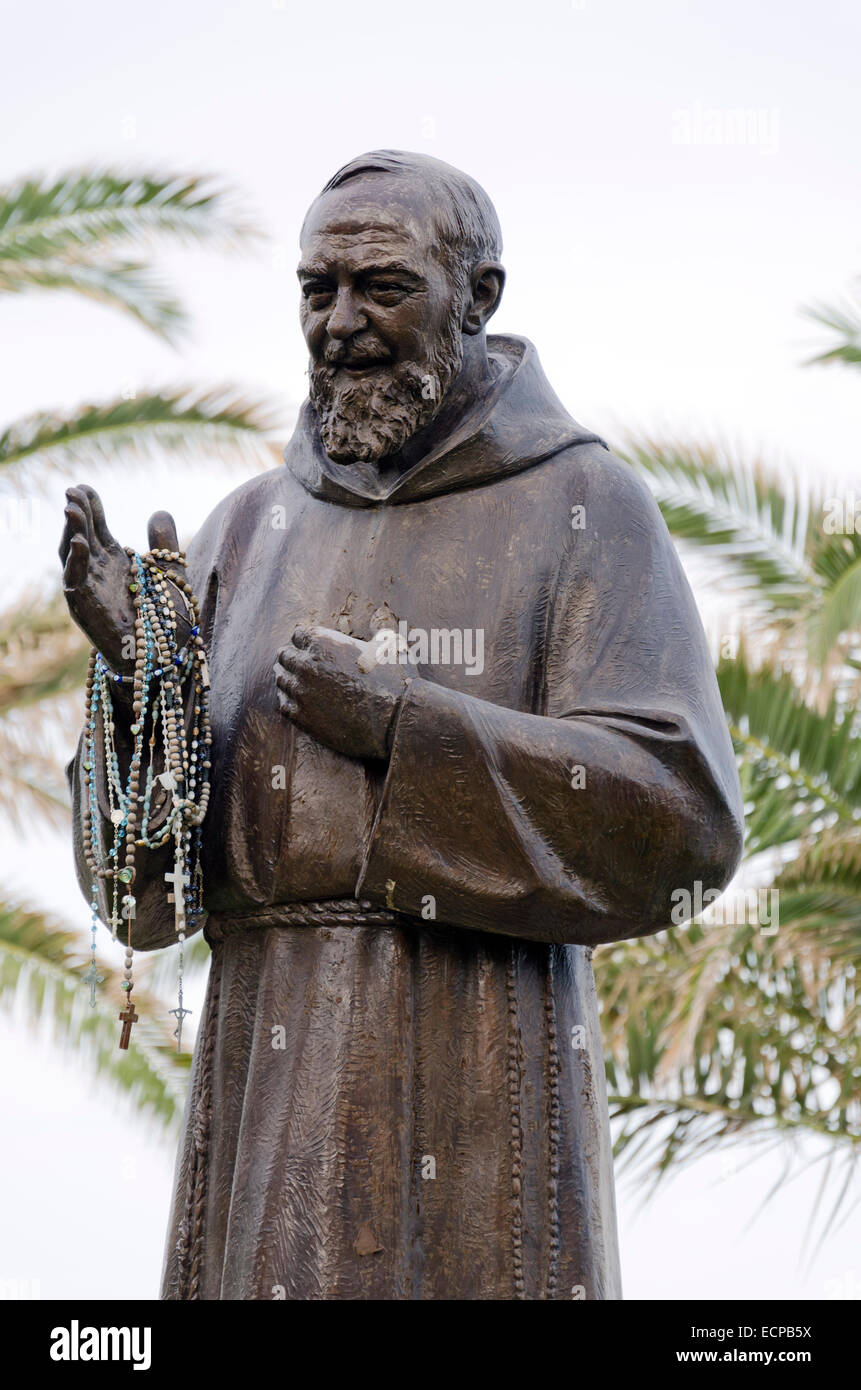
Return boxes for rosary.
[80,547,211,1052]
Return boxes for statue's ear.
[462,262,506,335]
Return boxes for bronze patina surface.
[62,151,743,1300]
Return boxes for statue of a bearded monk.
[61,151,744,1300]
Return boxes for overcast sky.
[1,0,859,1301]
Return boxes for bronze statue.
[61,151,744,1300]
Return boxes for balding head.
[308,150,503,293]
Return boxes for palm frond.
[806,533,861,666]
[0,724,69,829]
[774,829,861,957]
[718,652,861,852]
[0,169,259,267]
[0,386,280,482]
[0,592,87,825]
[801,294,861,370]
[0,170,261,343]
[0,897,190,1130]
[0,589,88,716]
[0,257,185,342]
[622,439,815,617]
[599,920,861,1217]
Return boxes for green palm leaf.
[0,593,87,827]
[806,532,861,665]
[600,921,861,1217]
[718,652,861,845]
[774,830,861,957]
[0,386,280,481]
[0,897,190,1130]
[0,590,89,716]
[0,170,260,340]
[3,257,185,341]
[621,439,814,616]
[802,293,861,370]
[0,170,258,260]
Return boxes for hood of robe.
[283,334,607,506]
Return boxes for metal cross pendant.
[118,999,139,1050]
[82,961,104,1007]
[170,993,193,1053]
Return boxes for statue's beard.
[308,307,464,464]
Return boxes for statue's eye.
[367,281,408,305]
[304,283,334,309]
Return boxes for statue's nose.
[326,288,367,340]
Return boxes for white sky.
[1,0,860,1300]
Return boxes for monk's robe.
[69,335,743,1300]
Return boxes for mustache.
[322,338,392,367]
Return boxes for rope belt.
[204,896,404,943]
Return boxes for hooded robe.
[69,335,744,1300]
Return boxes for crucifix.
[170,994,193,1053]
[82,960,104,1007]
[165,849,191,934]
[119,998,139,1050]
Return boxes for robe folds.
[69,334,744,1300]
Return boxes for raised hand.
[59,483,182,670]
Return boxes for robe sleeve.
[355,459,744,947]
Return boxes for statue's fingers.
[60,500,89,561]
[274,669,300,696]
[63,533,90,591]
[59,500,86,564]
[276,689,300,721]
[276,646,311,674]
[79,484,115,548]
[65,487,96,549]
[147,510,180,555]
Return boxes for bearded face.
[308,295,465,464]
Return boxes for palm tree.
[0,168,278,1125]
[603,389,861,1228]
